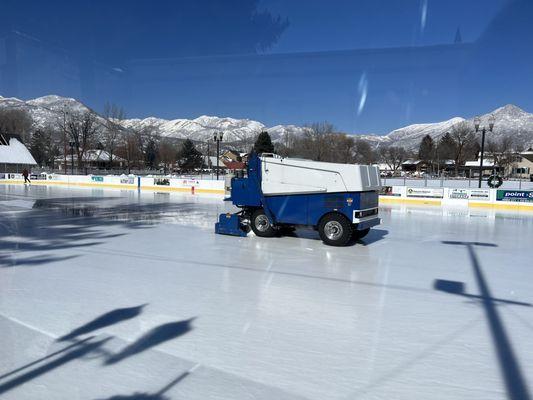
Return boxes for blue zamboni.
[215,153,381,246]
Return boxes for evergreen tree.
[144,138,159,169]
[253,131,275,154]
[418,135,435,162]
[178,139,203,172]
[29,128,59,167]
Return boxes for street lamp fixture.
[473,114,495,188]
[213,131,224,180]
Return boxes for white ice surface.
[1,184,533,399]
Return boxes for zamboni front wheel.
[352,228,370,240]
[251,209,277,238]
[318,213,352,246]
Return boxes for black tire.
[352,228,370,240]
[278,225,296,235]
[318,213,352,246]
[251,209,277,238]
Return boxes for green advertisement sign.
[496,190,533,203]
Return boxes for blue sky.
[2,0,532,134]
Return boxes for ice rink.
[1,184,533,400]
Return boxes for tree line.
[0,105,205,173]
[0,105,524,175]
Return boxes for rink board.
[1,174,533,210]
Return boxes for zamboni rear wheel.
[318,213,352,246]
[251,209,277,238]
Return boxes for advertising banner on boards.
[449,188,490,200]
[406,187,444,198]
[449,189,469,199]
[120,177,135,185]
[469,189,490,200]
[154,178,170,186]
[380,186,402,197]
[496,190,533,203]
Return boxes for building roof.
[0,133,23,146]
[0,137,37,165]
[83,150,125,162]
[54,150,125,163]
[222,160,246,170]
[402,159,423,166]
[464,159,495,167]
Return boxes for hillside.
[1,95,532,149]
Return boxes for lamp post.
[474,115,495,188]
[63,108,69,174]
[69,140,75,175]
[213,131,224,180]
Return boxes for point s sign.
[496,190,533,203]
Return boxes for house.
[401,159,428,175]
[0,133,37,174]
[221,150,242,163]
[463,158,497,177]
[53,150,125,171]
[509,149,533,180]
[222,159,246,171]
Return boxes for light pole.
[474,115,495,188]
[69,140,75,175]
[63,108,69,174]
[213,131,224,180]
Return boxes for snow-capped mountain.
[0,95,92,126]
[1,94,532,149]
[118,115,305,143]
[361,104,533,150]
[0,95,307,144]
[359,117,466,149]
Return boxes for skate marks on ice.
[0,336,112,396]
[0,197,211,268]
[0,305,195,397]
[436,241,531,400]
[95,369,193,400]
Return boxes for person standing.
[22,168,31,184]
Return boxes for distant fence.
[2,173,532,210]
[0,173,225,195]
[382,177,533,190]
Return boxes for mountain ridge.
[1,95,532,149]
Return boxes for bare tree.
[487,136,515,177]
[450,122,476,175]
[325,134,355,163]
[115,128,145,174]
[353,139,376,164]
[158,139,177,174]
[379,145,407,174]
[60,111,99,170]
[0,108,33,143]
[289,122,335,161]
[103,103,125,169]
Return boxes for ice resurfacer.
[215,153,381,246]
